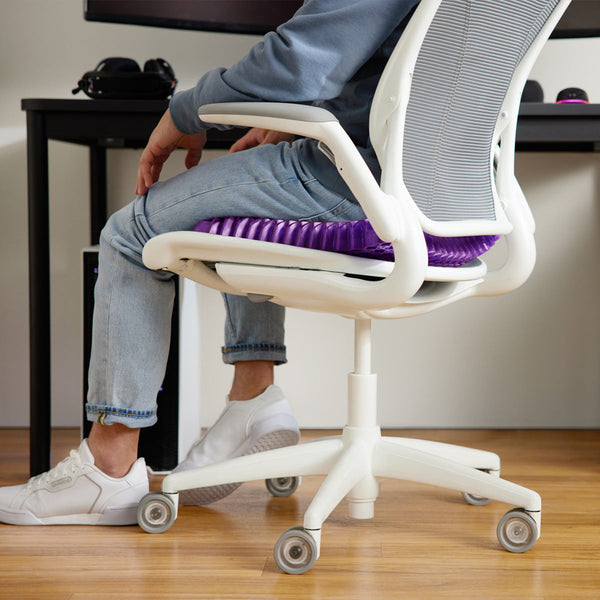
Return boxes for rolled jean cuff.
[221,343,287,366]
[85,404,158,428]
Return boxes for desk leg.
[26,111,51,476]
[89,145,107,245]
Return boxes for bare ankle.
[88,423,140,478]
[229,360,274,401]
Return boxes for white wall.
[0,0,256,428]
[1,1,598,431]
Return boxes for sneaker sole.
[0,504,139,526]
[178,428,300,506]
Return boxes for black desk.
[21,98,600,476]
[21,98,238,475]
[517,102,600,152]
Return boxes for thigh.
[140,140,365,236]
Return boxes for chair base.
[137,320,542,573]
[139,425,541,571]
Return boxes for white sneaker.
[0,439,149,526]
[174,385,300,505]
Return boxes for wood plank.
[0,428,598,599]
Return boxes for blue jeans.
[85,139,365,427]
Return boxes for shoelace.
[26,448,84,490]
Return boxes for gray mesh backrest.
[402,0,560,222]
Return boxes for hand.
[229,128,295,154]
[136,110,207,195]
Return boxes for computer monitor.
[84,0,304,35]
[552,0,600,38]
[84,0,600,38]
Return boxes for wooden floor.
[0,428,598,599]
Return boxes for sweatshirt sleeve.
[169,0,420,133]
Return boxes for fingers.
[185,148,202,170]
[228,138,245,154]
[229,131,260,154]
[229,128,295,154]
[135,149,153,196]
[136,147,164,195]
[265,131,295,146]
[184,131,208,169]
[135,110,182,195]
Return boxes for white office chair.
[137,0,571,574]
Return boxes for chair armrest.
[200,102,339,124]
[198,102,403,243]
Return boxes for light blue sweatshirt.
[169,0,420,190]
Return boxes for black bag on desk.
[72,57,177,99]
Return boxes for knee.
[99,201,147,264]
[102,202,132,241]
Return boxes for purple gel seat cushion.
[193,217,499,268]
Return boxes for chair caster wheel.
[462,468,495,505]
[265,476,300,497]
[462,491,491,506]
[497,509,538,553]
[274,527,318,574]
[137,492,177,534]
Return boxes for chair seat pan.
[194,217,499,268]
